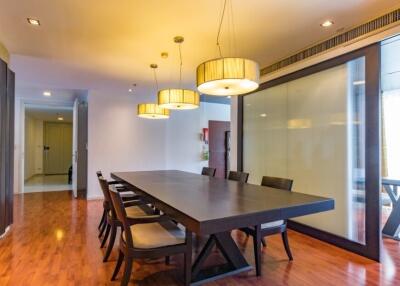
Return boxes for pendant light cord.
[178,42,183,88]
[152,67,159,92]
[216,0,228,58]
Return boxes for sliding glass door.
[240,44,381,260]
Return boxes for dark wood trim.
[0,61,14,237]
[6,69,15,227]
[77,96,88,199]
[237,96,243,172]
[0,59,6,236]
[239,43,381,261]
[364,43,381,261]
[287,220,371,258]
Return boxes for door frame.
[17,100,74,194]
[237,44,381,261]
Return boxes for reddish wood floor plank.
[0,191,399,285]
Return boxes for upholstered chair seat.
[109,206,146,218]
[123,220,185,249]
[261,220,284,229]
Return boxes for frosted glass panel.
[243,57,366,243]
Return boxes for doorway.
[380,35,400,240]
[24,105,73,193]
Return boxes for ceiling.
[0,0,399,97]
[16,86,84,105]
[25,105,73,123]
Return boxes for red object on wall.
[203,128,209,144]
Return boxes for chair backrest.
[201,167,216,177]
[228,171,249,183]
[261,176,293,191]
[96,171,103,178]
[109,188,134,246]
[97,176,116,216]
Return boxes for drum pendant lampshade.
[137,103,170,119]
[196,57,259,96]
[158,88,200,110]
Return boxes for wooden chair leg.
[253,225,262,276]
[121,258,133,286]
[98,219,107,238]
[101,224,111,248]
[184,229,192,286]
[111,250,124,281]
[282,230,293,261]
[98,209,106,230]
[103,224,117,262]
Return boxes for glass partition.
[243,57,366,243]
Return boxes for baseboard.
[86,195,104,201]
[287,220,379,262]
[0,226,11,239]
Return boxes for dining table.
[112,170,334,285]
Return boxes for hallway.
[24,175,71,193]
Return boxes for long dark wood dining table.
[112,170,334,285]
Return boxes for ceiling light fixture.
[27,18,40,26]
[128,88,132,92]
[43,91,51,96]
[196,0,259,96]
[137,64,170,119]
[158,36,200,110]
[137,103,170,119]
[321,20,334,27]
[57,113,64,121]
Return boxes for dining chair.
[227,171,249,183]
[201,167,216,177]
[98,176,151,262]
[97,171,140,234]
[242,175,294,276]
[109,188,193,286]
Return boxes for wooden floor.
[0,191,399,286]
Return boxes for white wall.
[87,90,231,199]
[13,98,22,193]
[230,97,238,171]
[87,90,168,199]
[24,115,43,180]
[166,102,230,173]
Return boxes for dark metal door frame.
[237,43,381,261]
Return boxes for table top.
[112,170,334,234]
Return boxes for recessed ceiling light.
[57,116,64,121]
[260,113,267,117]
[27,18,40,26]
[128,88,132,92]
[161,52,169,59]
[43,91,51,96]
[321,20,334,28]
[226,96,231,99]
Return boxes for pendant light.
[196,0,259,96]
[158,36,200,110]
[137,64,170,119]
